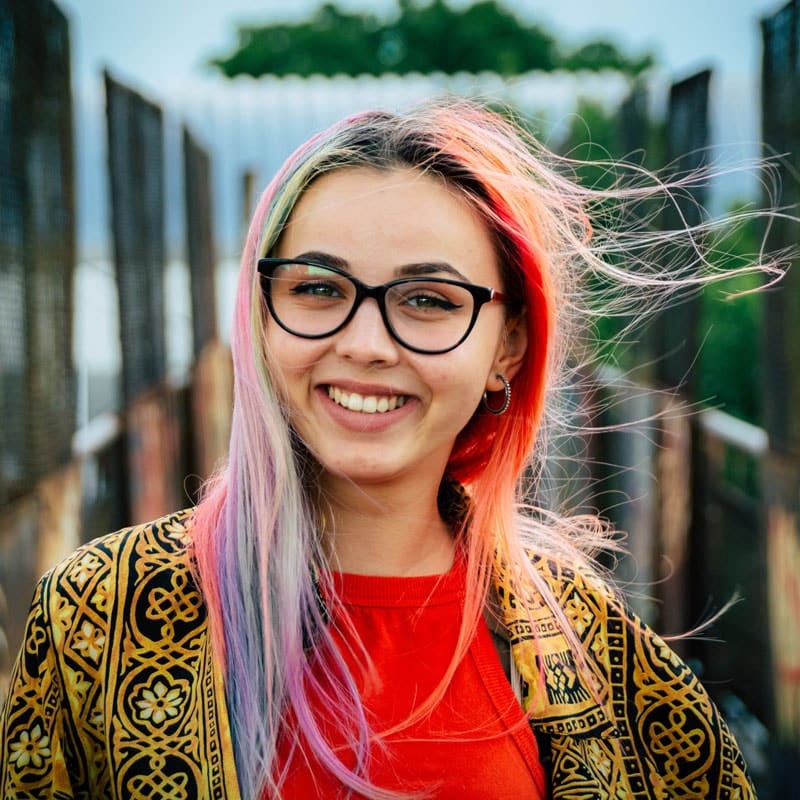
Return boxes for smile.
[327,385,408,414]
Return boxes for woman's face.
[265,166,526,490]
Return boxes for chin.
[331,465,401,485]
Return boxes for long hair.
[190,99,783,798]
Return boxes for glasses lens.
[268,262,355,336]
[386,280,475,352]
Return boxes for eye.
[404,291,461,311]
[392,281,467,313]
[289,281,344,298]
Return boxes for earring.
[482,374,511,415]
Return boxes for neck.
[318,474,455,577]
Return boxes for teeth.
[327,386,408,414]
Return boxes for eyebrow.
[293,250,471,283]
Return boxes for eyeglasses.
[257,258,508,355]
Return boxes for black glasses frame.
[257,257,507,355]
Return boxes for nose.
[334,297,400,364]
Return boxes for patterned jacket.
[1,510,755,799]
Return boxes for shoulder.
[36,508,199,645]
[2,510,220,797]
[525,552,629,639]
[43,508,195,596]
[526,552,689,680]
[528,552,615,602]
[524,553,756,797]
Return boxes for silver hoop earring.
[482,374,511,415]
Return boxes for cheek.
[427,358,488,416]
[264,330,326,414]
[266,324,324,374]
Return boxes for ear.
[486,310,528,393]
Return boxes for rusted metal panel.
[655,407,693,646]
[767,503,800,741]
[0,493,38,700]
[126,391,182,524]
[0,461,81,700]
[191,340,233,482]
[77,421,130,544]
[35,461,82,579]
[762,450,800,744]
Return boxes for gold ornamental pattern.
[492,553,755,799]
[2,511,755,799]
[0,511,238,799]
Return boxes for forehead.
[276,167,500,283]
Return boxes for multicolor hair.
[189,98,782,798]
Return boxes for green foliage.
[210,0,654,78]
[696,213,765,424]
[562,40,654,75]
[561,99,623,190]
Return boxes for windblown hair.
[190,99,782,799]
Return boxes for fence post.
[105,73,183,523]
[104,71,167,405]
[648,70,711,646]
[183,126,232,485]
[654,69,710,396]
[183,126,218,358]
[761,1,800,790]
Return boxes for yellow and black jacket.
[1,511,755,798]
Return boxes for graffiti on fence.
[127,393,181,524]
[768,504,800,743]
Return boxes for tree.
[209,0,654,79]
[562,41,654,75]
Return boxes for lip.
[315,382,417,432]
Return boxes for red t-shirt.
[276,558,546,798]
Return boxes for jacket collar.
[491,550,618,739]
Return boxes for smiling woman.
[0,100,765,799]
[260,167,524,514]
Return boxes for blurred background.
[1,0,799,794]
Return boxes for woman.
[1,101,758,798]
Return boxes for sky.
[58,0,781,96]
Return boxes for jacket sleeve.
[1,573,83,799]
[614,599,756,798]
[551,566,757,799]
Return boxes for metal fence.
[655,69,711,395]
[760,2,800,785]
[0,0,75,507]
[105,71,167,406]
[184,126,219,357]
[762,0,800,455]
